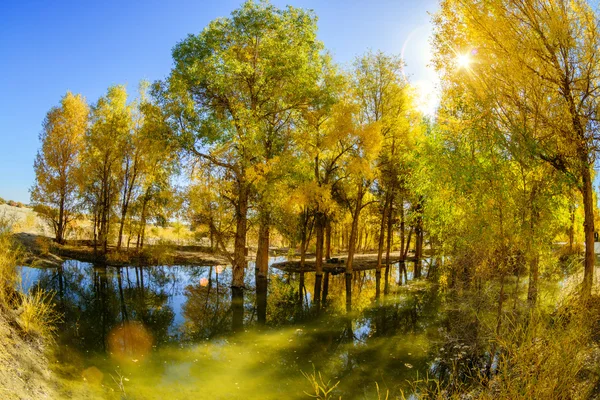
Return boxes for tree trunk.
[399,196,405,285]
[313,213,325,311]
[93,207,98,254]
[117,158,131,251]
[117,211,127,251]
[568,202,575,253]
[299,224,307,306]
[414,198,423,279]
[255,213,269,325]
[117,182,135,252]
[403,228,413,283]
[140,221,146,249]
[384,192,394,295]
[100,159,111,255]
[322,271,330,304]
[345,271,352,313]
[57,195,65,244]
[137,190,150,250]
[117,201,126,250]
[375,192,390,300]
[581,164,595,297]
[232,178,249,332]
[117,267,128,322]
[345,182,364,313]
[101,183,110,254]
[325,219,332,260]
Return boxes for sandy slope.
[0,311,56,399]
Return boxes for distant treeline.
[0,198,26,208]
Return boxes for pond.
[19,259,467,399]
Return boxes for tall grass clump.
[406,291,600,399]
[481,295,600,399]
[18,288,60,338]
[0,216,60,339]
[302,366,392,400]
[0,217,20,307]
[302,366,340,400]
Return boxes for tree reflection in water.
[21,259,483,398]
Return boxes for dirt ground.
[0,311,56,399]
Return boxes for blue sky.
[0,0,440,203]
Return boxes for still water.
[20,259,455,399]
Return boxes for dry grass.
[34,235,52,255]
[481,296,600,400]
[0,216,60,340]
[0,219,20,307]
[302,365,341,400]
[403,291,600,399]
[18,288,61,339]
[302,366,392,400]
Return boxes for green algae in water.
[22,260,448,399]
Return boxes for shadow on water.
[19,258,473,399]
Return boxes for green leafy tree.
[160,0,324,329]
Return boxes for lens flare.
[108,321,153,362]
[82,366,103,385]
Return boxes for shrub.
[106,250,130,265]
[0,197,5,205]
[35,236,52,256]
[141,240,174,265]
[18,288,60,339]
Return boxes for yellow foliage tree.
[31,91,89,244]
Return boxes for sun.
[455,53,472,69]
